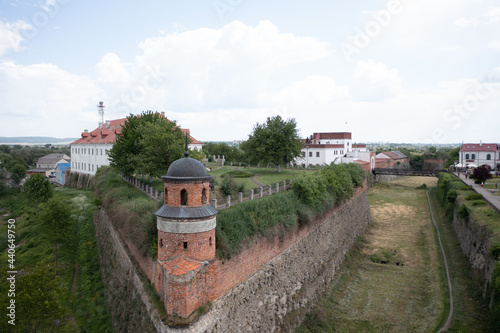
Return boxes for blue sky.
[1,0,499,144]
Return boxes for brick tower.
[154,147,218,318]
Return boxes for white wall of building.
[70,143,113,175]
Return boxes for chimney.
[161,112,165,117]
[106,120,110,128]
[480,140,482,146]
[84,129,88,133]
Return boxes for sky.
[0,0,499,144]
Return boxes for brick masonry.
[94,182,371,332]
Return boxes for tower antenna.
[184,132,189,158]
[98,101,105,127]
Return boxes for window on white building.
[309,152,312,157]
[316,152,320,157]
[487,154,491,160]
[302,152,305,157]
[466,154,470,159]
[472,154,476,159]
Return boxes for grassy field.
[297,176,492,332]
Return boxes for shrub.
[458,204,470,220]
[227,170,253,178]
[446,189,458,203]
[220,173,237,196]
[471,200,487,206]
[465,193,483,201]
[416,183,427,189]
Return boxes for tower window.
[164,188,168,204]
[181,189,188,205]
[160,239,163,247]
[209,237,212,246]
[183,242,188,249]
[201,188,207,204]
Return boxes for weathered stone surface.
[95,190,371,332]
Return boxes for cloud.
[349,60,402,102]
[0,62,99,136]
[0,20,31,56]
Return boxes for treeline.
[0,144,70,194]
[436,172,500,330]
[375,145,461,170]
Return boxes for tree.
[10,163,26,185]
[188,148,206,162]
[243,115,302,172]
[471,165,492,183]
[131,120,185,179]
[15,261,70,332]
[24,173,53,212]
[444,146,460,168]
[109,111,185,178]
[38,198,76,275]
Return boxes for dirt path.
[426,189,454,333]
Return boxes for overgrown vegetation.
[95,166,161,257]
[437,172,500,330]
[216,163,365,260]
[0,185,112,332]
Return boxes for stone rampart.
[94,187,371,332]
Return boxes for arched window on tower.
[181,189,188,206]
[164,188,168,204]
[201,188,207,204]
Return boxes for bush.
[220,174,237,196]
[227,170,253,178]
[471,200,487,206]
[458,204,470,220]
[416,183,427,189]
[465,193,483,201]
[446,189,458,203]
[474,179,482,184]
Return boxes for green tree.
[445,146,460,168]
[10,163,26,185]
[15,261,70,332]
[189,148,206,162]
[131,120,185,180]
[38,198,76,275]
[109,111,185,178]
[24,173,53,212]
[242,115,302,172]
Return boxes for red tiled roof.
[71,116,203,145]
[316,132,352,140]
[305,144,344,149]
[162,257,202,276]
[460,143,498,152]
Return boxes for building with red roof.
[459,142,499,169]
[70,112,204,175]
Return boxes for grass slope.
[297,176,492,332]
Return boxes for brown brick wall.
[164,181,210,207]
[158,229,215,262]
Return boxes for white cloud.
[0,20,31,56]
[0,62,99,136]
[349,60,402,102]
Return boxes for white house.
[27,153,71,177]
[295,132,371,169]
[459,142,499,169]
[70,114,204,176]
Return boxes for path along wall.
[94,185,371,332]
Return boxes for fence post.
[227,196,231,207]
[276,182,279,193]
[260,187,263,198]
[283,180,287,190]
[250,189,254,200]
[268,185,272,196]
[239,192,243,203]
[212,199,217,209]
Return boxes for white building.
[71,114,204,176]
[295,132,371,169]
[459,142,499,169]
